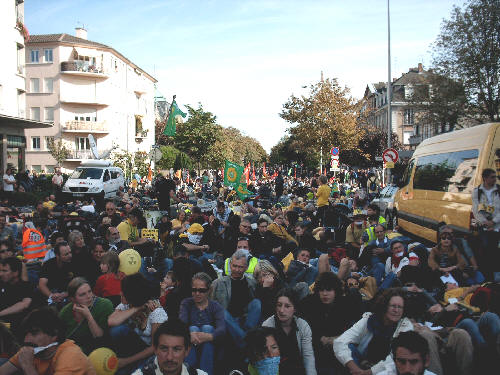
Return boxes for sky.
[26,0,466,152]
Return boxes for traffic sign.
[330,147,339,156]
[385,162,395,169]
[331,154,339,160]
[382,148,399,163]
[375,156,383,162]
[331,159,339,168]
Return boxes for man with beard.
[105,226,130,253]
[132,319,207,375]
[378,331,435,375]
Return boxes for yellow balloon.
[88,347,118,375]
[118,249,142,276]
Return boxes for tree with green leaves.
[280,78,361,169]
[47,138,71,166]
[174,104,220,172]
[431,0,500,122]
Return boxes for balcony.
[60,61,108,79]
[60,95,109,107]
[62,120,109,133]
[65,150,93,161]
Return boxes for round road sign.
[330,147,339,156]
[382,148,399,163]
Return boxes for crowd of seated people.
[0,169,498,375]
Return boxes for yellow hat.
[188,223,204,234]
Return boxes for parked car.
[371,185,398,228]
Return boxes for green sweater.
[59,297,113,354]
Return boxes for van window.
[70,168,103,180]
[413,149,479,193]
[402,159,415,187]
[111,171,119,179]
[103,170,110,182]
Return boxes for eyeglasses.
[191,288,208,294]
[375,230,385,234]
[388,304,404,310]
[240,225,251,229]
[440,234,453,240]
[347,282,359,287]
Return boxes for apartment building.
[361,63,448,149]
[0,0,51,174]
[24,28,157,173]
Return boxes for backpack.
[369,179,377,191]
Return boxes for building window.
[403,131,413,145]
[44,78,53,93]
[32,136,41,150]
[44,107,54,121]
[405,85,414,99]
[45,165,55,173]
[30,50,39,63]
[44,49,53,63]
[45,136,54,149]
[31,107,40,121]
[30,78,40,93]
[404,108,414,125]
[31,165,42,173]
[76,137,91,150]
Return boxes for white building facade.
[24,29,157,173]
[0,0,51,174]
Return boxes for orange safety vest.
[22,228,47,260]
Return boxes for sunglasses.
[347,282,359,287]
[440,234,453,239]
[191,288,208,294]
[0,250,8,254]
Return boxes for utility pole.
[386,0,392,183]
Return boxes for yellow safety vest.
[224,257,258,276]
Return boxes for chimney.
[418,63,423,73]
[75,27,87,40]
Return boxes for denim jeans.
[368,262,385,286]
[380,271,397,291]
[187,325,215,375]
[289,266,318,287]
[109,323,152,375]
[224,299,261,349]
[456,312,500,349]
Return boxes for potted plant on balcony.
[15,19,30,42]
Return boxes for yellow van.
[393,122,500,243]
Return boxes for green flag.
[236,183,252,200]
[224,160,243,188]
[163,100,187,136]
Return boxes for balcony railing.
[61,61,107,76]
[66,150,93,160]
[62,120,109,132]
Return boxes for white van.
[62,160,124,202]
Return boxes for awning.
[73,47,101,58]
[0,114,53,129]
